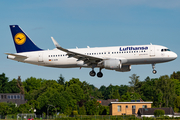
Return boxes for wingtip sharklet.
[51,37,61,48]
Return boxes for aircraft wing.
[5,53,28,59]
[51,37,103,65]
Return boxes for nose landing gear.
[152,64,157,74]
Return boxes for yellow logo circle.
[14,33,26,45]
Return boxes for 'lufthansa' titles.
[120,46,148,51]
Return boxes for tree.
[129,74,140,92]
[171,71,180,80]
[119,85,128,96]
[171,79,180,96]
[85,99,101,115]
[103,84,119,100]
[37,87,66,114]
[8,79,20,93]
[57,74,65,85]
[17,76,25,94]
[78,106,86,115]
[120,92,141,102]
[0,102,11,116]
[157,75,176,107]
[99,106,109,115]
[112,90,120,100]
[23,77,43,92]
[139,77,157,102]
[65,78,82,87]
[154,109,165,117]
[18,103,32,113]
[0,73,9,93]
[156,89,163,108]
[99,85,106,94]
[90,87,103,99]
[64,105,72,115]
[174,96,180,112]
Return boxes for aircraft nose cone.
[172,52,178,60]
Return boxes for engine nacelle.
[103,59,131,72]
[104,59,120,69]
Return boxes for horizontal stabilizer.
[5,53,28,59]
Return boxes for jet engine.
[103,59,131,72]
[104,59,120,69]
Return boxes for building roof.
[138,108,174,115]
[0,93,23,95]
[97,99,119,106]
[110,102,153,105]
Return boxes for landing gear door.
[150,46,155,57]
[38,53,43,62]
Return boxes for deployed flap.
[5,53,28,59]
[51,37,103,65]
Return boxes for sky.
[0,0,180,88]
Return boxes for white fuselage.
[7,44,177,70]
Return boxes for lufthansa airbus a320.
[5,25,177,78]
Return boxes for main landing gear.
[89,67,103,78]
[97,68,103,78]
[89,70,96,77]
[152,64,157,74]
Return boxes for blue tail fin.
[10,25,43,53]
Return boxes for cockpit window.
[161,49,170,52]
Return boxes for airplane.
[5,25,177,78]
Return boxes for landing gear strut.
[89,65,103,78]
[97,68,103,78]
[89,65,96,77]
[152,64,157,74]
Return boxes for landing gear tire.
[97,72,103,78]
[152,70,157,74]
[152,64,157,74]
[89,70,96,77]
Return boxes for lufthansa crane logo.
[14,33,26,45]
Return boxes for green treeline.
[0,71,180,116]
